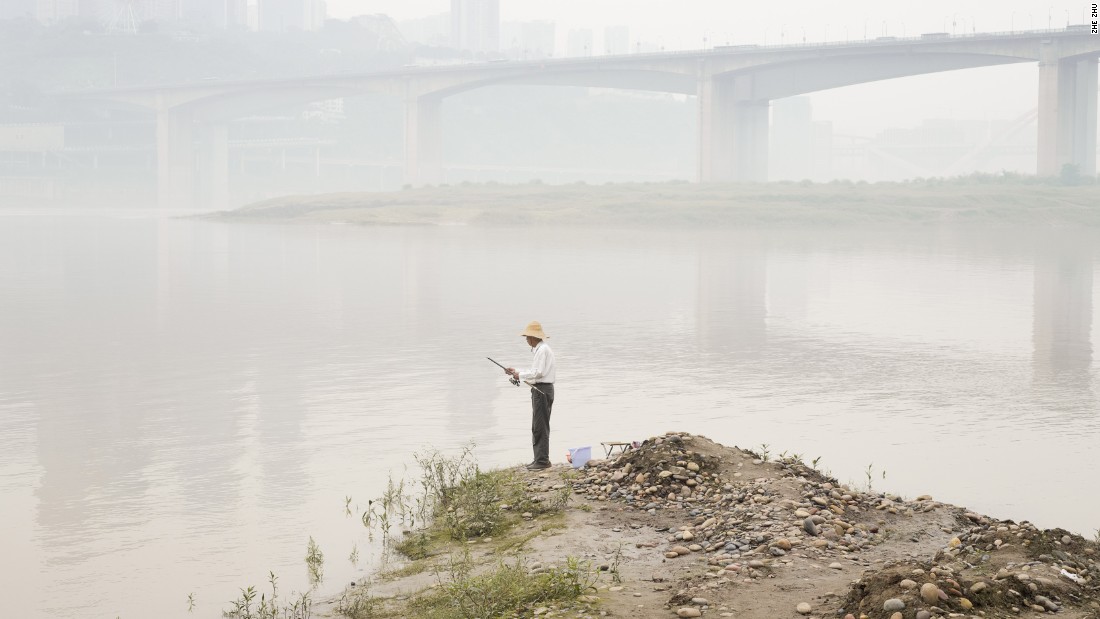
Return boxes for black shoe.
[526,462,551,470]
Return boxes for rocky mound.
[566,431,1099,618]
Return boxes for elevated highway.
[64,28,1100,207]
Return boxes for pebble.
[890,613,903,619]
[796,602,812,614]
[898,579,917,589]
[677,608,702,618]
[969,581,987,594]
[691,597,710,605]
[883,599,905,612]
[915,612,931,619]
[920,582,940,605]
[804,518,820,536]
[829,562,844,570]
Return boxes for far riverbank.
[205,180,1100,228]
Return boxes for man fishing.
[502,321,556,471]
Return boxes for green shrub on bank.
[363,445,569,558]
[409,549,599,619]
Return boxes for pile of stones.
[567,431,1100,618]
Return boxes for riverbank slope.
[207,182,1100,228]
[320,432,1100,619]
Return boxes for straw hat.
[520,320,548,340]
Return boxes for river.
[0,208,1097,618]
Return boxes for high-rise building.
[398,12,449,47]
[258,0,325,32]
[566,28,593,57]
[36,0,80,22]
[500,20,554,58]
[180,0,248,29]
[0,0,36,19]
[603,25,629,55]
[450,0,498,53]
[144,0,181,22]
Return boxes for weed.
[609,543,624,585]
[305,537,324,587]
[778,452,804,466]
[187,592,195,613]
[223,572,311,619]
[348,543,359,567]
[410,548,600,618]
[863,463,887,493]
[344,496,353,517]
[333,587,377,619]
[758,443,771,462]
[811,456,822,471]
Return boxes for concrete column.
[734,101,770,182]
[697,73,770,182]
[1038,48,1098,177]
[156,107,195,209]
[403,95,443,186]
[197,123,228,209]
[1073,57,1097,176]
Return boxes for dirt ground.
[319,432,1100,619]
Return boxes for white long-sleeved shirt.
[518,340,555,383]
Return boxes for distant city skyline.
[329,0,1092,46]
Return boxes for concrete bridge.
[68,28,1100,208]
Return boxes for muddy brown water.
[0,209,1097,618]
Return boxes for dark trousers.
[531,383,554,465]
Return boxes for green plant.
[187,592,195,613]
[609,543,624,585]
[305,537,324,586]
[334,588,377,619]
[758,443,771,462]
[412,549,600,618]
[864,463,885,493]
[348,543,359,567]
[811,456,822,470]
[223,572,311,619]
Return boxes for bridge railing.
[616,26,1080,58]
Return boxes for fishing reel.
[509,376,520,386]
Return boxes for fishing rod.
[486,357,547,396]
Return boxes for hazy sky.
[325,1,1092,136]
[330,0,1090,41]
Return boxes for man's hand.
[505,367,518,378]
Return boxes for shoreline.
[318,432,1100,619]
[202,181,1100,229]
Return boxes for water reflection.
[1031,232,1095,404]
[1,215,1098,619]
[696,240,768,358]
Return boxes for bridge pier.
[156,107,196,209]
[197,123,229,209]
[1037,51,1098,177]
[698,76,770,182]
[403,95,443,187]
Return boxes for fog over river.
[0,209,1097,618]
